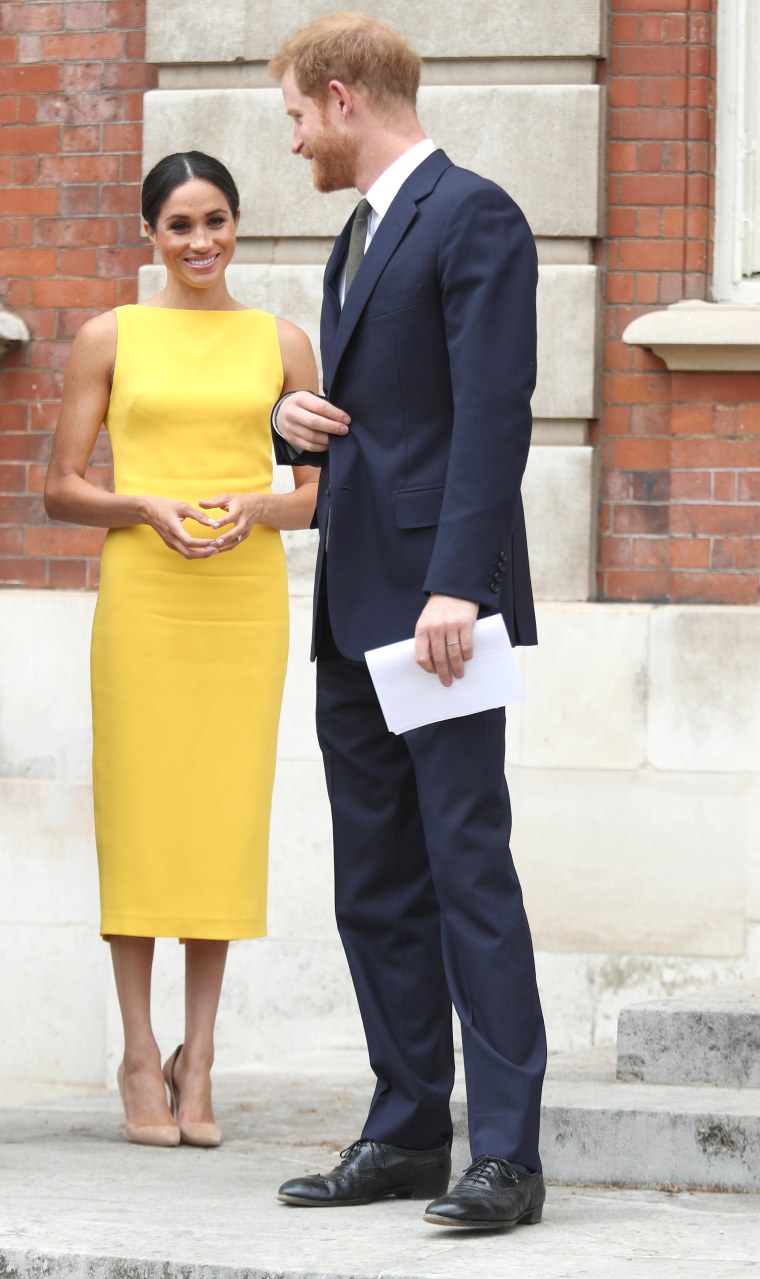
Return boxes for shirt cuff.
[271,390,301,438]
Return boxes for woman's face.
[147,178,239,293]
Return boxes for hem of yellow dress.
[100,915,267,941]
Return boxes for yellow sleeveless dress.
[91,305,288,939]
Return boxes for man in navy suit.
[269,13,547,1230]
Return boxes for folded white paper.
[365,613,526,735]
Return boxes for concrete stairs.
[453,982,760,1191]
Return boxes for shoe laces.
[339,1139,377,1161]
[460,1155,519,1187]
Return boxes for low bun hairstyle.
[141,152,240,229]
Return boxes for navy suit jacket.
[275,148,538,662]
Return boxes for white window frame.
[714,0,760,301]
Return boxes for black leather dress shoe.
[278,1139,451,1206]
[424,1155,545,1228]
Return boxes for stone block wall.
[140,0,606,602]
[2,589,758,1088]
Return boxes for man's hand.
[275,390,350,453]
[414,594,480,687]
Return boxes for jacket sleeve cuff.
[271,391,303,463]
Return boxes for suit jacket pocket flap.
[366,284,424,318]
[395,485,444,529]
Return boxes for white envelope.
[365,613,526,735]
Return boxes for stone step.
[450,1049,760,1191]
[616,982,760,1087]
[540,1077,760,1192]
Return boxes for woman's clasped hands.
[143,492,262,557]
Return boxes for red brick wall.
[1,1,758,602]
[0,0,156,589]
[598,0,759,604]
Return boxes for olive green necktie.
[343,198,372,298]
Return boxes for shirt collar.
[364,138,437,221]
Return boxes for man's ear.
[327,78,356,120]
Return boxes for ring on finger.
[446,639,460,647]
[235,534,243,543]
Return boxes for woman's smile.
[185,253,221,271]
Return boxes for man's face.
[281,67,359,193]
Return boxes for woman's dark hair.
[141,152,240,229]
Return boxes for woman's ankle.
[121,1042,162,1074]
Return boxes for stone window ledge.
[622,300,760,372]
[0,305,30,359]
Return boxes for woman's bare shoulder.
[275,315,318,392]
[275,315,312,353]
[69,309,118,368]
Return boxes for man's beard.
[309,125,359,193]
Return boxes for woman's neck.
[146,279,243,311]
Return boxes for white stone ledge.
[532,421,589,445]
[536,238,594,266]
[623,300,760,371]
[142,84,603,239]
[146,0,606,64]
[0,305,30,356]
[180,235,594,267]
[157,58,599,90]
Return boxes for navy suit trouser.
[315,617,547,1171]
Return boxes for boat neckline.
[125,304,254,314]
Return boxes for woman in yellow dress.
[45,152,319,1148]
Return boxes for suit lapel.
[324,149,453,389]
[320,222,350,384]
[324,219,350,300]
[326,194,416,386]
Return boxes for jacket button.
[490,582,500,593]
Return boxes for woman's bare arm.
[45,312,217,556]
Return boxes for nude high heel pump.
[116,1061,180,1147]
[163,1043,222,1148]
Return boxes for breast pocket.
[395,485,444,529]
[366,284,424,318]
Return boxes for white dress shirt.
[338,137,437,304]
